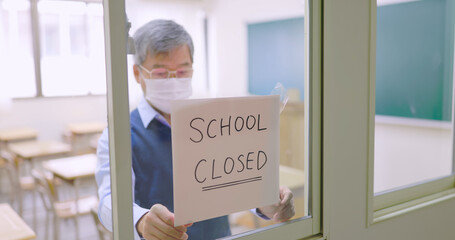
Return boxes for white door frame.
[323,0,455,239]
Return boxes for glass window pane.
[69,14,86,56]
[39,0,106,97]
[86,3,106,95]
[120,0,309,238]
[375,0,454,193]
[0,0,36,98]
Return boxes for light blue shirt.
[95,97,169,240]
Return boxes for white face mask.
[143,77,192,114]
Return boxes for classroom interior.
[0,0,453,239]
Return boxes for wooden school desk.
[0,128,37,150]
[8,140,71,161]
[0,128,38,143]
[0,203,36,240]
[65,122,106,154]
[66,122,106,136]
[43,154,98,240]
[7,140,71,229]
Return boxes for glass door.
[103,0,322,239]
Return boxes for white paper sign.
[171,95,280,226]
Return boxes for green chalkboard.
[376,0,454,121]
[247,17,305,100]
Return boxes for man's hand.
[137,204,193,240]
[258,186,295,222]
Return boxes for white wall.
[374,116,453,192]
[206,0,305,97]
[0,96,107,141]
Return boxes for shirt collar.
[137,97,170,128]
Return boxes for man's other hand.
[258,186,295,222]
[137,204,193,240]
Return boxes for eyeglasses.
[139,65,193,79]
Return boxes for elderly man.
[96,19,295,240]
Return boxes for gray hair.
[133,19,194,65]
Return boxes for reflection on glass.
[0,0,36,98]
[375,0,454,193]
[39,0,106,96]
[223,4,307,236]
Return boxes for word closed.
[194,150,268,183]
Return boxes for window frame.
[373,175,455,223]
[2,0,105,99]
[103,0,134,239]
[367,0,455,226]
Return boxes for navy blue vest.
[130,109,231,239]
